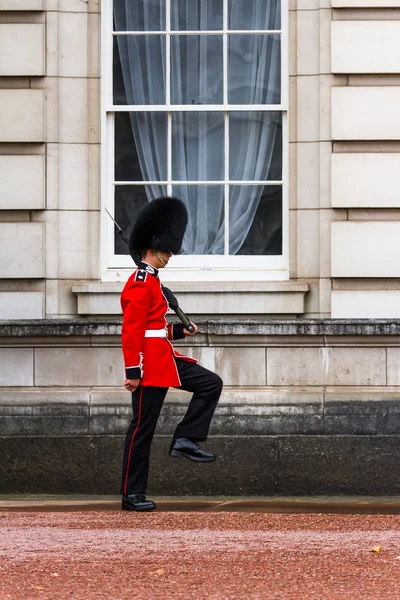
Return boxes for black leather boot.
[121,493,156,512]
[169,438,216,462]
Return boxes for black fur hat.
[129,196,188,265]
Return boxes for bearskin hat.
[129,196,188,265]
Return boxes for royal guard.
[121,197,223,512]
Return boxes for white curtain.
[114,0,281,255]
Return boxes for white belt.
[145,328,167,338]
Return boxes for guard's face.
[160,251,172,265]
[152,250,172,267]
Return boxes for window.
[102,0,288,281]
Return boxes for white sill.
[102,267,290,283]
[72,280,309,316]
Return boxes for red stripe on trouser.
[123,387,143,496]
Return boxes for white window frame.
[101,0,289,283]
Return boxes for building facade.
[1,0,400,495]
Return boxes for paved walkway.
[1,498,400,599]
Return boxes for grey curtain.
[114,0,281,255]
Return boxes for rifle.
[105,208,195,333]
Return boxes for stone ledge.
[0,0,43,9]
[2,387,400,437]
[3,318,400,337]
[72,281,310,315]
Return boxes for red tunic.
[120,262,197,387]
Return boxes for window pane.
[229,34,281,104]
[113,0,166,32]
[171,35,223,105]
[114,184,167,254]
[113,36,166,105]
[172,112,224,181]
[115,112,167,182]
[230,185,282,255]
[172,185,225,254]
[229,112,282,181]
[171,0,223,30]
[229,0,281,30]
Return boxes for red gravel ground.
[1,511,400,599]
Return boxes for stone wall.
[2,319,400,496]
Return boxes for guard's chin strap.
[152,251,167,267]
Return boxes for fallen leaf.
[368,546,382,553]
[148,569,165,575]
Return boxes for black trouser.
[121,358,223,496]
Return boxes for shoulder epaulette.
[134,269,148,283]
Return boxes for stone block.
[88,77,100,143]
[57,279,79,316]
[89,13,100,78]
[331,221,400,278]
[332,22,400,74]
[88,143,100,209]
[277,436,400,495]
[89,387,324,437]
[0,0,43,8]
[45,10,58,78]
[324,390,400,435]
[319,10,331,76]
[59,144,89,210]
[320,143,332,209]
[0,223,44,278]
[332,0,400,8]
[0,387,89,409]
[31,210,58,279]
[0,437,97,494]
[289,12,296,77]
[296,209,320,278]
[296,76,320,142]
[89,211,100,280]
[30,77,58,143]
[0,348,33,386]
[73,281,309,316]
[320,208,347,279]
[0,292,43,319]
[289,77,297,144]
[267,347,386,386]
[297,0,319,8]
[35,347,125,387]
[297,11,320,76]
[0,90,44,142]
[146,436,277,496]
[59,0,90,10]
[0,155,45,210]
[59,78,88,143]
[296,143,320,209]
[189,347,266,386]
[0,388,89,435]
[0,24,44,76]
[332,153,400,208]
[332,290,400,319]
[59,12,88,78]
[89,388,131,435]
[163,403,323,437]
[387,349,400,385]
[332,87,400,140]
[58,211,89,279]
